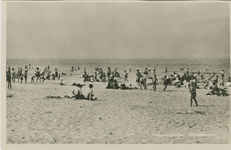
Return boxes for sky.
[6,2,230,59]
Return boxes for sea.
[6,58,230,79]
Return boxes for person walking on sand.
[85,84,97,100]
[7,67,12,90]
[189,80,198,106]
[165,67,167,74]
[163,75,168,91]
[152,74,158,91]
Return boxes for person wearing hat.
[85,84,97,100]
[72,83,85,99]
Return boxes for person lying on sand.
[45,96,62,99]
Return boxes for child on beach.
[189,80,198,106]
[85,84,97,100]
[152,75,158,91]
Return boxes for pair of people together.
[72,84,97,100]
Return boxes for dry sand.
[6,72,230,144]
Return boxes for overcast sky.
[7,2,230,59]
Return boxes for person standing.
[107,67,111,81]
[7,67,12,90]
[12,68,16,82]
[24,70,28,83]
[189,80,198,106]
[165,67,167,74]
[124,70,129,82]
[152,74,158,91]
[136,70,142,90]
[221,69,224,81]
[163,75,168,91]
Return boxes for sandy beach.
[6,71,230,144]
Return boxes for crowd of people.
[6,64,230,105]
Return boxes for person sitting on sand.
[91,75,95,82]
[58,73,61,80]
[221,69,224,81]
[189,80,198,106]
[207,81,219,95]
[60,79,65,85]
[72,83,85,99]
[106,77,114,89]
[219,80,225,89]
[203,81,209,89]
[113,80,119,89]
[85,84,97,100]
